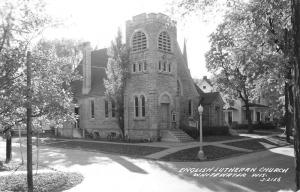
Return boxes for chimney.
[81,42,92,95]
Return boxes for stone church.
[69,13,224,141]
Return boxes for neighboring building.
[223,99,269,126]
[197,76,214,93]
[64,13,224,141]
[196,76,269,126]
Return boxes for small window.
[141,95,145,117]
[90,100,95,118]
[138,62,142,72]
[172,112,176,122]
[158,61,161,71]
[133,63,136,72]
[143,61,147,71]
[188,100,192,116]
[132,31,147,52]
[177,80,181,96]
[111,100,116,117]
[135,96,139,117]
[168,62,171,72]
[105,100,109,118]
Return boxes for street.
[0,139,296,192]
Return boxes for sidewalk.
[25,131,290,161]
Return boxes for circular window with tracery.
[158,31,171,52]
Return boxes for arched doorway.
[160,94,171,129]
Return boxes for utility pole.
[26,51,33,192]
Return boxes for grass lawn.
[225,138,284,151]
[203,135,248,142]
[45,140,167,157]
[160,145,246,162]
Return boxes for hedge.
[184,126,229,139]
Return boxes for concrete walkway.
[34,132,286,160]
[0,139,295,192]
[145,133,283,159]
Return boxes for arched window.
[158,31,171,52]
[168,62,171,72]
[158,61,162,71]
[188,100,193,116]
[177,80,181,96]
[138,62,142,72]
[111,100,116,117]
[163,61,167,71]
[132,31,147,52]
[143,61,147,71]
[141,95,145,117]
[133,63,136,72]
[134,96,139,117]
[104,100,109,118]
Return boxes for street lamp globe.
[198,104,203,113]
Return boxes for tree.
[0,1,81,191]
[104,29,129,137]
[205,3,273,132]
[291,0,300,188]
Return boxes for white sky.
[42,0,225,79]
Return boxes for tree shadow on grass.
[8,143,148,175]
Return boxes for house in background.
[197,76,270,126]
[197,76,215,93]
[223,99,269,126]
[194,83,225,127]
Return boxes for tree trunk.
[291,0,300,189]
[285,82,292,142]
[244,101,253,133]
[5,132,12,163]
[26,51,33,192]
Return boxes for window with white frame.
[132,31,147,52]
[158,31,171,52]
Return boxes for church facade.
[69,13,224,141]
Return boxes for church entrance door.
[160,103,170,129]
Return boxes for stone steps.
[160,129,194,142]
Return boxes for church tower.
[124,13,180,140]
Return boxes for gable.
[71,48,108,98]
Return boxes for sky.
[43,0,225,79]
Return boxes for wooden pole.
[26,51,33,192]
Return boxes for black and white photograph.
[0,0,300,191]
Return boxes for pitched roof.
[194,83,204,95]
[71,48,108,98]
[201,92,223,105]
[202,76,213,87]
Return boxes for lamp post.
[198,104,206,160]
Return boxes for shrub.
[184,126,229,139]
[0,172,83,192]
[253,122,277,130]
